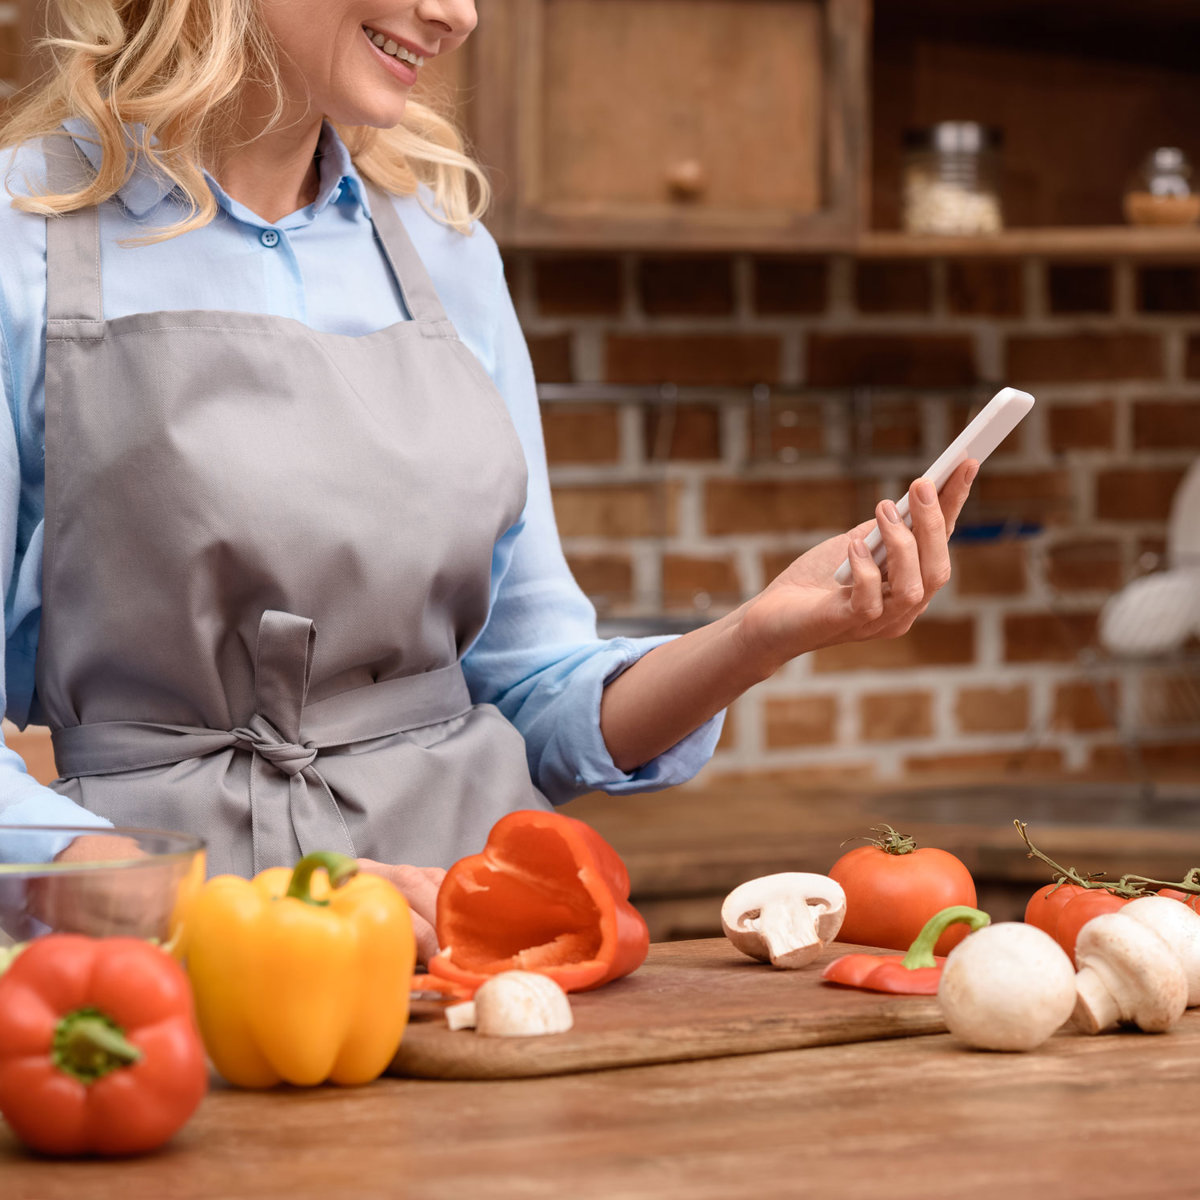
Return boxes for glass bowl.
[0,826,206,960]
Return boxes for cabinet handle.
[665,159,707,201]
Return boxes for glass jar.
[902,122,1004,236]
[1124,148,1200,227]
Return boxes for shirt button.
[260,229,280,248]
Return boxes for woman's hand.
[36,833,163,938]
[356,860,446,965]
[737,460,978,676]
[600,460,977,773]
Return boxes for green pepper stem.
[900,905,991,970]
[53,1009,142,1083]
[285,851,359,906]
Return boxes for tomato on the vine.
[1158,888,1200,914]
[1054,889,1130,963]
[1023,881,1089,941]
[828,826,977,955]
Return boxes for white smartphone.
[832,386,1036,586]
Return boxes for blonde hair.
[1,0,489,239]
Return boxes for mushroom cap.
[1122,895,1200,1007]
[720,873,847,969]
[938,922,1076,1052]
[473,970,574,1037]
[1073,912,1188,1034]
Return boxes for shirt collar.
[64,118,371,223]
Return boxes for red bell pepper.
[428,810,649,994]
[822,905,991,995]
[0,935,208,1156]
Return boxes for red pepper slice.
[428,810,650,994]
[0,935,208,1157]
[822,905,991,995]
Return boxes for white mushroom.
[720,873,846,969]
[1073,911,1188,1034]
[1121,896,1200,1007]
[938,922,1077,1052]
[468,971,573,1038]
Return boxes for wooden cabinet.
[869,0,1200,249]
[449,0,1200,255]
[464,0,868,250]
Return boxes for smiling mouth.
[362,25,425,67]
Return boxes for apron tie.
[232,714,318,777]
[50,610,476,874]
[242,610,357,873]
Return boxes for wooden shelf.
[859,227,1200,259]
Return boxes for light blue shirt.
[0,123,722,861]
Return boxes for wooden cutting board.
[388,938,945,1080]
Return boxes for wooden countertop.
[5,1010,1199,1199]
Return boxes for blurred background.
[3,1,1199,934]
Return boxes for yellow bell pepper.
[185,851,415,1087]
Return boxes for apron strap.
[43,144,454,331]
[51,609,476,873]
[363,180,454,328]
[43,137,104,325]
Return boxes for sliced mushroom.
[445,1001,478,1032]
[470,971,574,1038]
[1121,896,1200,1007]
[937,922,1077,1052]
[1073,911,1188,1034]
[721,873,846,969]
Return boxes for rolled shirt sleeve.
[460,239,724,801]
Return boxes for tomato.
[1158,888,1200,914]
[1023,881,1089,941]
[828,829,977,955]
[1054,889,1130,964]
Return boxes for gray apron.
[37,146,554,877]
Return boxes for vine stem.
[1114,873,1200,896]
[840,824,918,856]
[1013,820,1200,898]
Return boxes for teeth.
[363,26,424,67]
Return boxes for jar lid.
[904,122,1004,154]
[1147,147,1191,175]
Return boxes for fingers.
[53,833,147,864]
[357,859,445,964]
[907,479,952,595]
[846,533,884,620]
[875,497,924,609]
[936,459,978,537]
[410,912,439,966]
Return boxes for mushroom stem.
[1073,969,1122,1035]
[756,898,821,967]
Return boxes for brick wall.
[512,251,1200,787]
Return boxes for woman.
[0,0,975,958]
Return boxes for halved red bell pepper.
[0,935,208,1156]
[822,905,991,995]
[427,810,649,994]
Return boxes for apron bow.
[50,611,475,875]
[232,714,318,778]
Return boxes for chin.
[327,85,411,131]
